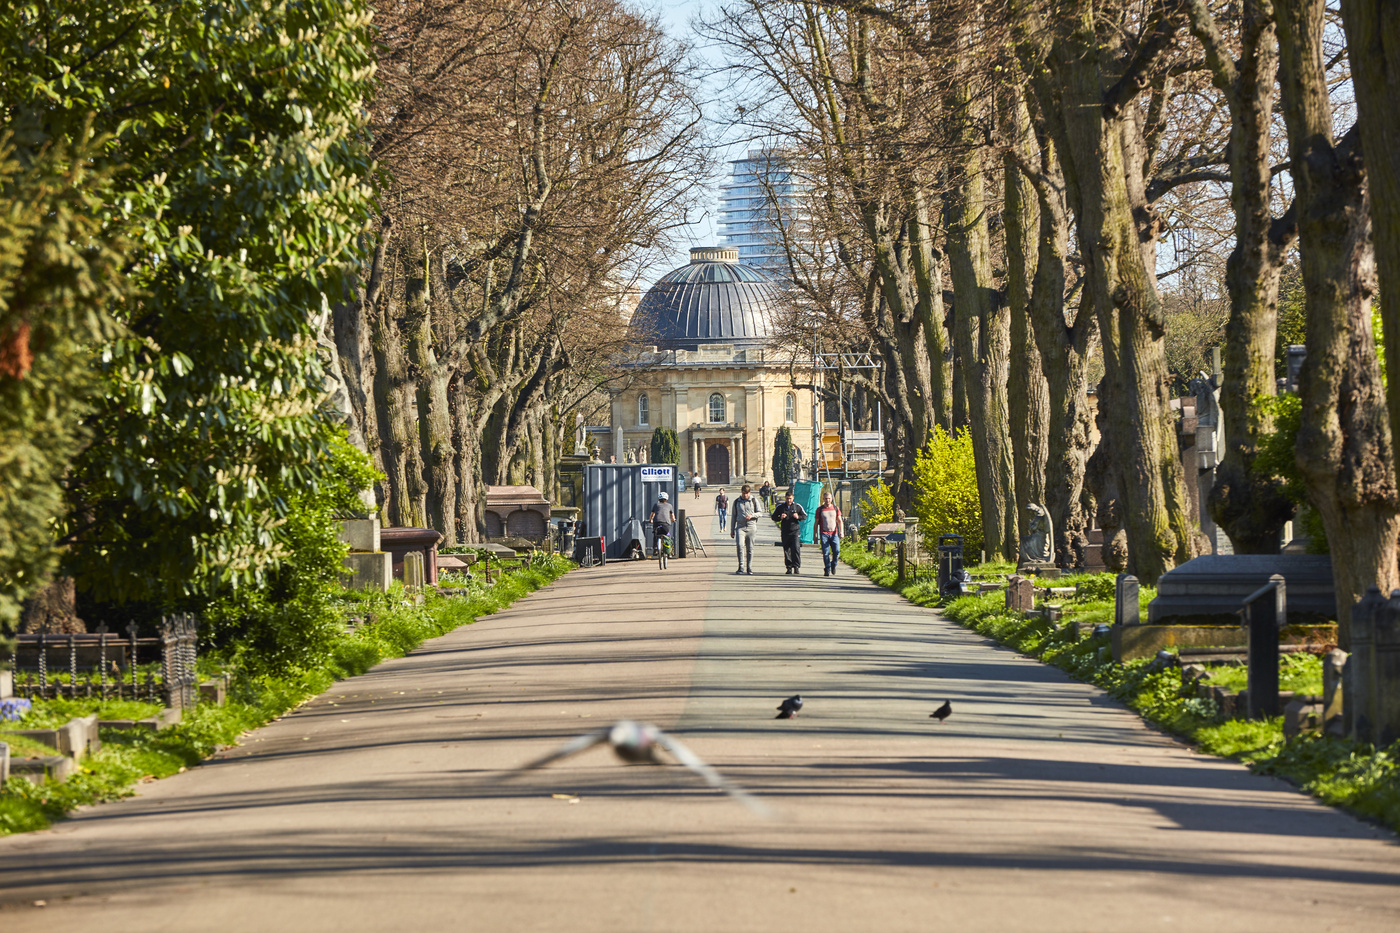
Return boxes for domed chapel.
[607,247,813,485]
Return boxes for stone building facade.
[608,247,811,485]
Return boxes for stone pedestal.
[339,518,391,592]
[343,551,392,591]
[338,518,381,552]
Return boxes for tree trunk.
[1340,0,1400,457]
[407,295,457,543]
[370,256,426,528]
[946,159,1017,562]
[1278,0,1400,645]
[451,374,481,543]
[1020,5,1194,582]
[1020,136,1096,567]
[1190,0,1297,553]
[1003,88,1050,540]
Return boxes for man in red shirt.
[814,490,844,576]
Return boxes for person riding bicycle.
[648,491,676,554]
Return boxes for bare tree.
[1277,0,1399,643]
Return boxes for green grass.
[1196,653,1323,696]
[14,698,165,729]
[0,555,572,836]
[841,541,1400,835]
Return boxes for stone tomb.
[381,526,443,586]
[484,485,551,541]
[1148,554,1336,626]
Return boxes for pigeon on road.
[508,720,771,815]
[775,695,802,719]
[930,700,952,722]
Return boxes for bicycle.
[654,523,672,570]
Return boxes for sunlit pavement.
[1,513,1398,932]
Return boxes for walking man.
[772,490,807,574]
[730,484,761,574]
[759,479,773,509]
[715,489,729,532]
[814,490,844,576]
[693,474,704,498]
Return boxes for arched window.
[785,392,796,423]
[708,393,725,423]
[637,394,649,425]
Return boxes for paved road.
[2,510,1398,932]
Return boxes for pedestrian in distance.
[814,490,844,576]
[730,484,762,574]
[694,473,704,498]
[715,489,729,532]
[759,480,773,510]
[772,490,807,573]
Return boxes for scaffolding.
[808,352,885,491]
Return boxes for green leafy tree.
[0,135,127,662]
[912,426,983,556]
[772,426,794,486]
[649,426,679,464]
[0,0,378,605]
[855,480,894,537]
[204,436,378,672]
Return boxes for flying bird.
[775,695,803,719]
[508,720,771,815]
[930,700,952,722]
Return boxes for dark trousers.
[781,532,801,570]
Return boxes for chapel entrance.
[705,442,731,485]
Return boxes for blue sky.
[644,1,748,271]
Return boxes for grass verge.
[0,556,572,836]
[842,541,1400,834]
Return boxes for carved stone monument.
[1019,503,1054,566]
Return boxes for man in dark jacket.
[771,490,807,574]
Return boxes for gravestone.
[403,552,426,591]
[1114,574,1140,627]
[1323,648,1347,735]
[0,741,8,785]
[1349,586,1400,746]
[1005,576,1034,613]
[0,669,11,699]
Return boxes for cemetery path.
[2,507,1399,932]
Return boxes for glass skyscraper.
[717,148,801,278]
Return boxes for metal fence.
[10,613,199,709]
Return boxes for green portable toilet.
[791,479,823,544]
